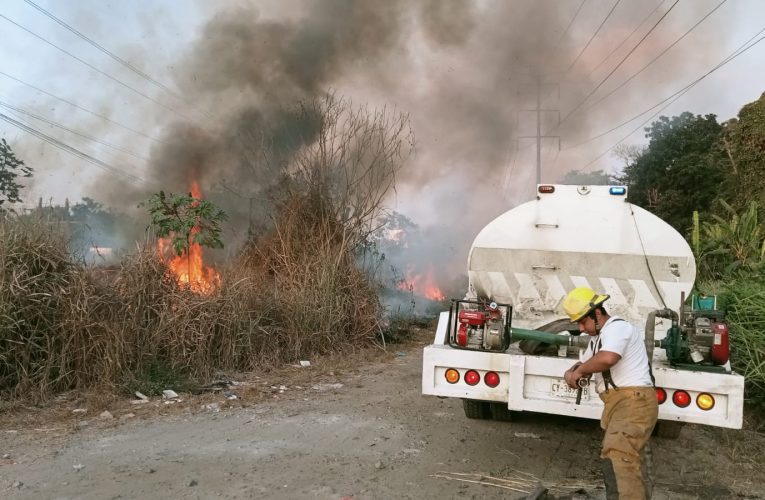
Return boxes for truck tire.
[462,399,491,419]
[490,403,513,421]
[518,318,578,355]
[653,421,684,439]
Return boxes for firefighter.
[562,287,658,500]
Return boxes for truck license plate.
[550,379,589,401]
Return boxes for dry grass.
[239,193,384,360]
[0,204,387,406]
[1,96,411,407]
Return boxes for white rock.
[134,391,149,401]
[299,360,311,367]
[513,432,541,439]
[73,463,84,471]
[72,408,87,414]
[99,411,113,420]
[162,390,179,399]
[311,383,344,392]
[130,399,149,405]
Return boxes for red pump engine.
[455,302,505,351]
[681,313,730,366]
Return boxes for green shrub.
[714,275,765,406]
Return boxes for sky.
[1,0,765,279]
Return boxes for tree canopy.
[558,169,613,185]
[722,91,765,210]
[621,112,726,234]
[0,139,33,211]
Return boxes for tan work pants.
[599,386,658,499]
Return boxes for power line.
[0,13,193,121]
[555,0,587,48]
[0,99,150,161]
[566,0,727,126]
[0,70,167,145]
[0,111,145,184]
[586,0,668,79]
[20,0,211,120]
[576,29,765,170]
[559,0,680,125]
[21,0,180,98]
[564,0,622,76]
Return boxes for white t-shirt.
[580,316,653,392]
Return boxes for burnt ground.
[1,332,763,500]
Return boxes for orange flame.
[158,181,220,294]
[397,264,445,301]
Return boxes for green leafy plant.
[716,276,765,406]
[693,200,765,280]
[146,190,228,256]
[126,360,198,397]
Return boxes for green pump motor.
[657,294,731,373]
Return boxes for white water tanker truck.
[421,184,744,438]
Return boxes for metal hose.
[645,308,677,359]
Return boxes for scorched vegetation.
[0,95,414,404]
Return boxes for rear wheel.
[490,403,513,421]
[653,421,684,439]
[462,399,491,419]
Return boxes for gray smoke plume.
[90,0,740,296]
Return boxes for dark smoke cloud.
[92,0,740,294]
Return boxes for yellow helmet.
[563,287,610,322]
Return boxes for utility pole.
[517,77,560,186]
[536,79,542,185]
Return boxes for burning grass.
[1,95,413,405]
[0,210,385,405]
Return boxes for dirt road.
[1,333,763,499]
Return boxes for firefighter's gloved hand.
[564,362,582,389]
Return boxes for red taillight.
[464,370,480,386]
[484,371,500,388]
[672,390,691,408]
[656,387,667,404]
